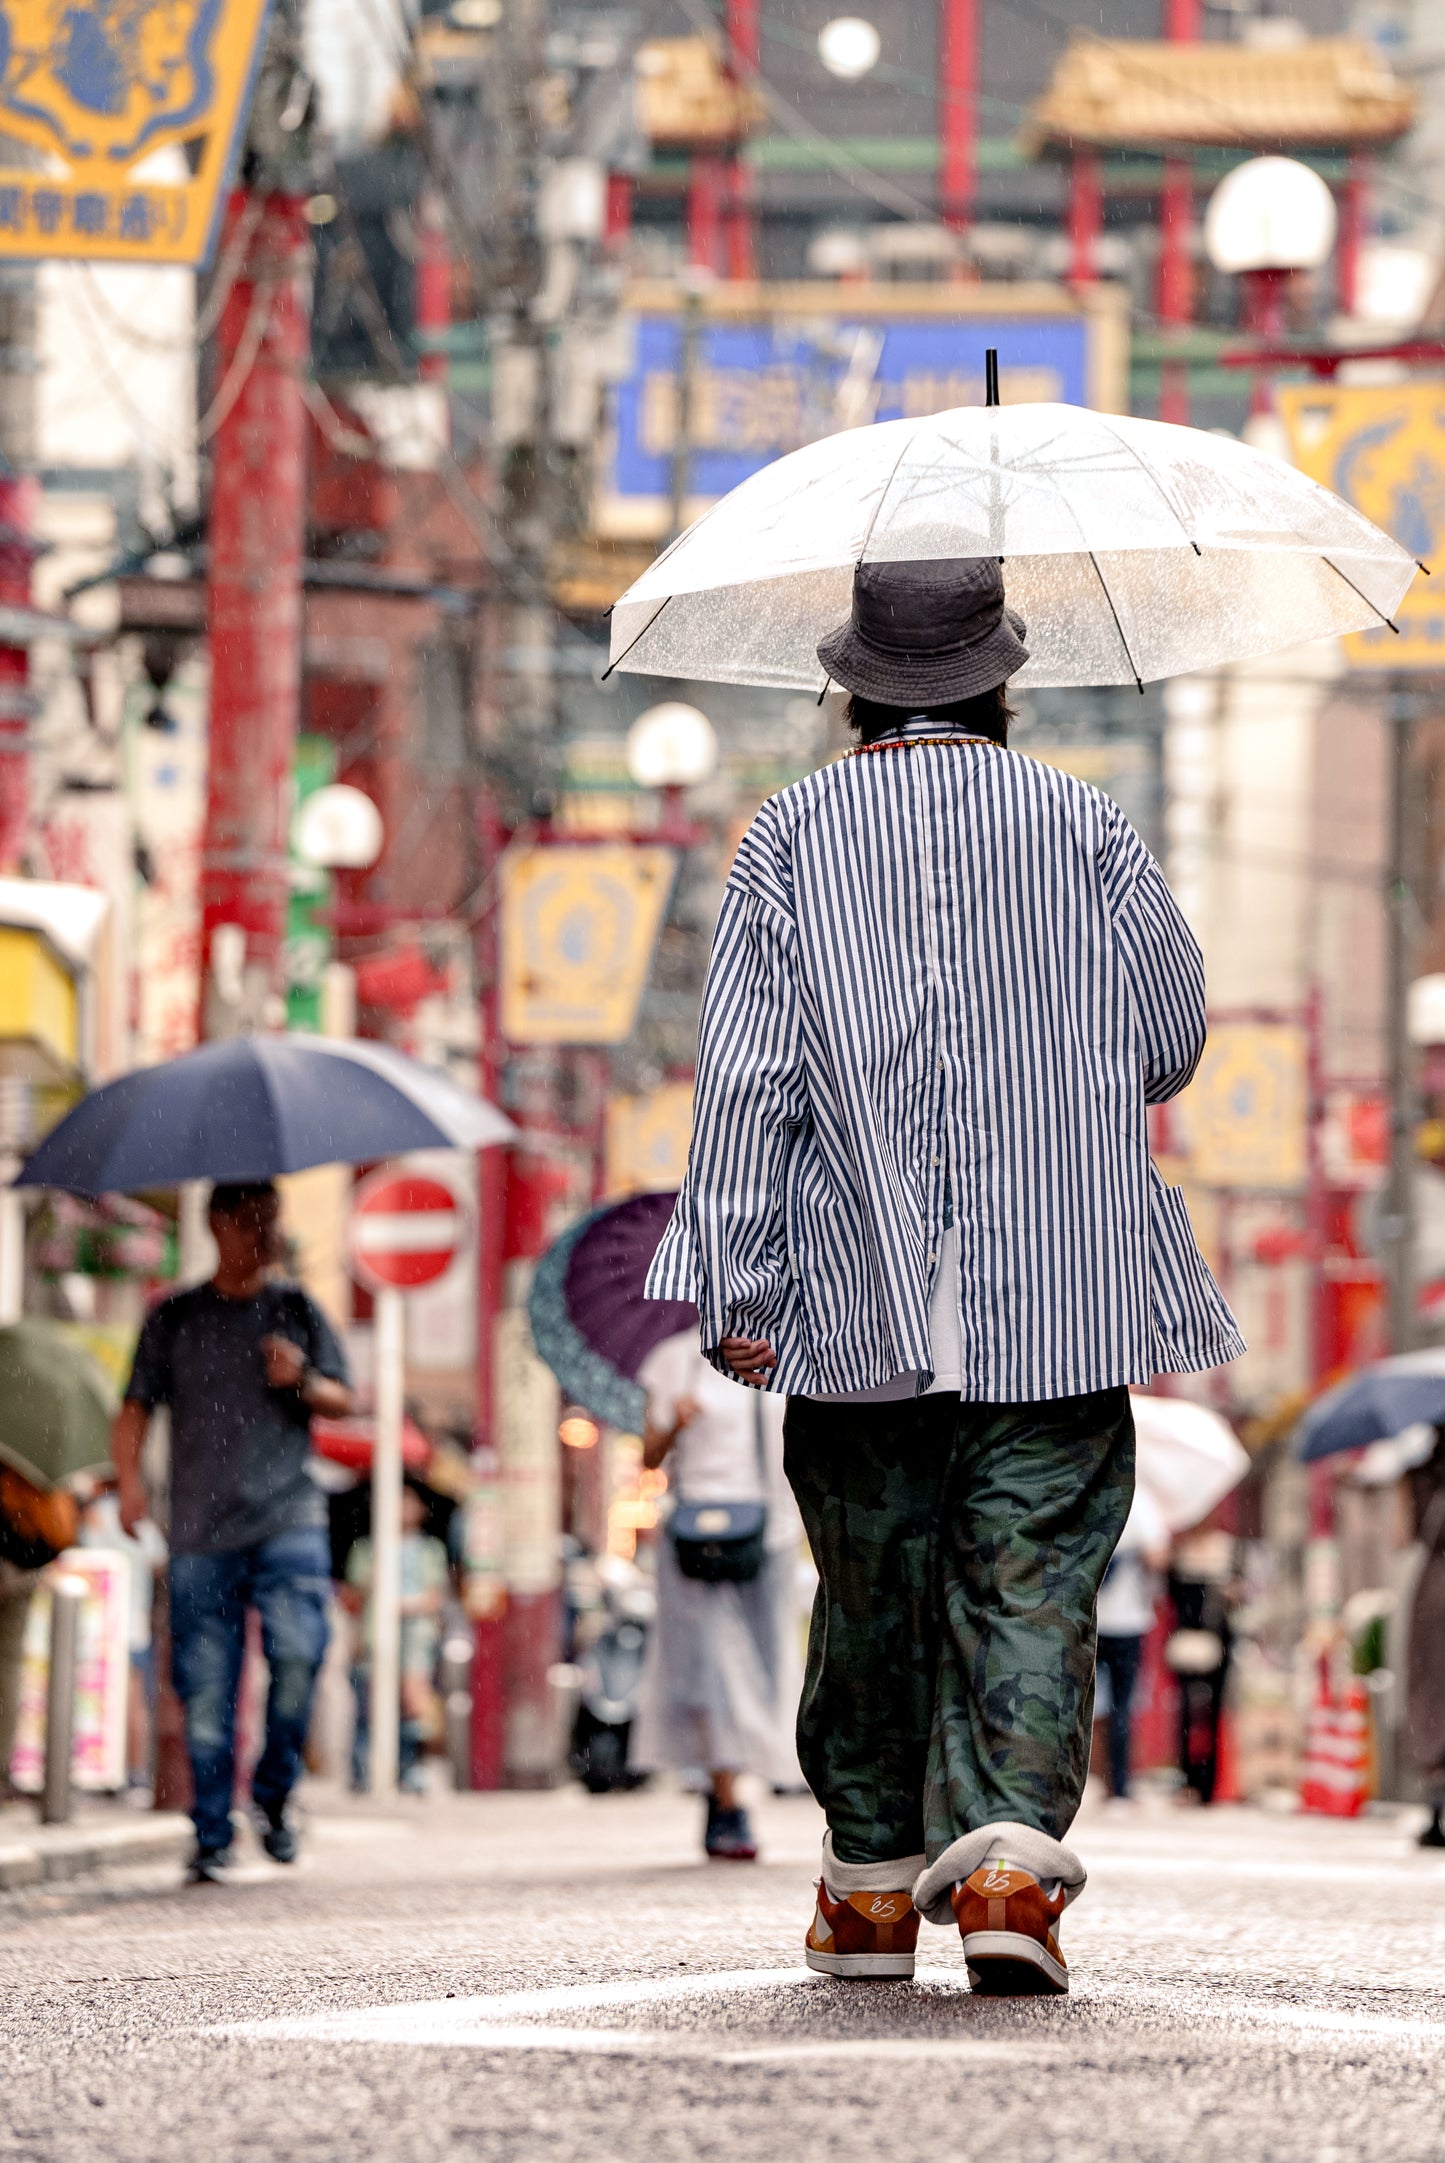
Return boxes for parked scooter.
[570,1561,654,1794]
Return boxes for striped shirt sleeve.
[677,841,808,1354]
[1104,809,1207,1104]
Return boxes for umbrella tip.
[984,348,999,408]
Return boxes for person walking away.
[632,1328,803,1860]
[1166,1524,1239,1807]
[343,1477,448,1793]
[1405,1425,1445,1846]
[1094,1482,1168,1803]
[647,558,1243,1994]
[115,1181,353,1881]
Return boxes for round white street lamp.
[817,16,881,81]
[625,702,718,789]
[1204,156,1337,279]
[293,783,385,870]
[1204,157,1338,411]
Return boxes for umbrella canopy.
[0,1320,114,1490]
[607,403,1418,692]
[16,1034,515,1197]
[1294,1349,1445,1463]
[1128,1392,1250,1533]
[528,1193,694,1434]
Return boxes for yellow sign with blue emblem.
[1175,1022,1308,1192]
[1279,381,1445,672]
[500,844,677,1046]
[0,0,271,263]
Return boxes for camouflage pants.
[783,1388,1134,1866]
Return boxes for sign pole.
[351,1167,467,1795]
[369,1285,405,1795]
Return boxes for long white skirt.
[632,1535,802,1787]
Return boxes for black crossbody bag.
[668,1393,769,1584]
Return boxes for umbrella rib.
[1323,555,1400,635]
[600,595,672,680]
[1087,551,1144,693]
[855,425,925,566]
[1093,417,1202,556]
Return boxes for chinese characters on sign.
[0,0,271,264]
[598,285,1126,539]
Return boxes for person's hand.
[719,1336,777,1387]
[262,1333,308,1390]
[117,1471,149,1538]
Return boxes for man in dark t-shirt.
[115,1181,352,1880]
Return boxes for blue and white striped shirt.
[646,721,1244,1401]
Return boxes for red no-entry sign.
[350,1169,466,1292]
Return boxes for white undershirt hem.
[806,1223,963,1403]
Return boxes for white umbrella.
[607,402,1419,692]
[1128,1392,1250,1534]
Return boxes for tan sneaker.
[805,1880,920,1979]
[951,1859,1068,1995]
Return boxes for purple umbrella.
[528,1192,695,1431]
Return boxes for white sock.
[821,1830,927,1900]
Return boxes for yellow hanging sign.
[1277,381,1442,671]
[500,844,676,1046]
[1175,1022,1308,1193]
[604,1080,694,1197]
[0,0,271,264]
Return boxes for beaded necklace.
[850,734,999,756]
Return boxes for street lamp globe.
[818,16,881,80]
[626,702,718,789]
[1203,157,1337,276]
[293,783,385,870]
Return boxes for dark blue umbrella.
[528,1192,694,1433]
[1294,1349,1445,1462]
[16,1035,513,1197]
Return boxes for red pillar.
[415,192,450,387]
[1242,266,1289,415]
[1067,151,1102,289]
[687,155,725,274]
[605,172,634,251]
[1157,160,1193,426]
[939,0,977,234]
[1156,0,1199,426]
[724,0,759,281]
[0,475,38,874]
[1337,153,1367,318]
[200,190,310,1035]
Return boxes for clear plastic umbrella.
[606,403,1420,692]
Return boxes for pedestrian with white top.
[632,1330,803,1861]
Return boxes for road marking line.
[215,1965,824,2043]
[212,1963,1445,2058]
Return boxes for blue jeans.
[1095,1631,1143,1800]
[170,1528,331,1853]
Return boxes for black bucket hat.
[817,557,1028,704]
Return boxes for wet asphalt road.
[3,1781,1445,2163]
